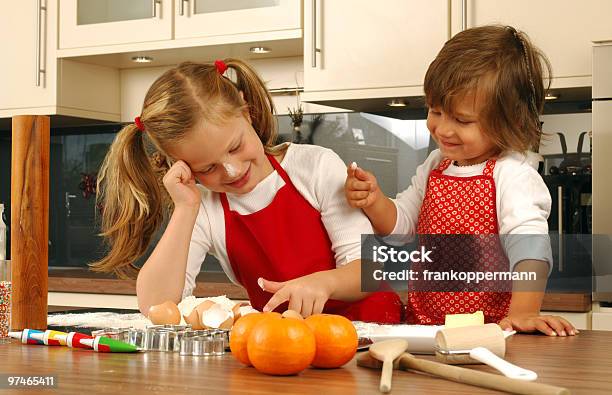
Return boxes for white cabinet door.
[174,0,301,40]
[59,0,173,49]
[453,0,612,87]
[304,0,449,95]
[0,0,56,114]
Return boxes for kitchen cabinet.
[541,310,591,330]
[303,0,611,109]
[0,0,56,114]
[175,0,301,40]
[450,0,612,88]
[302,0,450,104]
[59,0,301,52]
[592,309,612,331]
[0,0,120,120]
[59,0,173,49]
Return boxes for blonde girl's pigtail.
[90,123,166,279]
[223,58,278,149]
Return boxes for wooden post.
[11,115,49,331]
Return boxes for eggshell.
[232,302,251,323]
[282,309,303,320]
[195,300,215,316]
[184,309,204,330]
[148,300,181,325]
[201,303,234,329]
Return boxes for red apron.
[220,153,402,323]
[406,158,511,324]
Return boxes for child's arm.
[136,160,203,315]
[260,259,367,316]
[344,163,397,235]
[498,259,578,336]
[344,152,439,236]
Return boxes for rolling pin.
[357,352,570,395]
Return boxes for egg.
[148,300,181,325]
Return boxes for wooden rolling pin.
[357,352,570,395]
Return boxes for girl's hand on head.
[162,160,202,209]
[499,314,578,336]
[259,273,334,318]
[344,163,382,209]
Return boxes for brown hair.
[91,59,278,278]
[424,25,552,152]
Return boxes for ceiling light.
[545,93,559,100]
[388,99,407,107]
[131,56,153,63]
[249,46,271,54]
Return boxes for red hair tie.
[214,59,228,75]
[134,116,145,132]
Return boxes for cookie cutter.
[179,329,228,356]
[126,328,146,350]
[144,324,192,352]
[91,328,131,342]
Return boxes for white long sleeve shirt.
[391,149,553,270]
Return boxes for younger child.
[345,26,577,336]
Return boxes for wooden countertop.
[1,331,612,394]
[48,268,593,312]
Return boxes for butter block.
[444,311,485,328]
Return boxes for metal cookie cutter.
[144,324,192,352]
[126,328,146,350]
[91,327,131,342]
[179,329,228,356]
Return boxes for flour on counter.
[48,295,239,330]
[47,312,151,330]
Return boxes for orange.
[229,312,278,366]
[305,314,358,368]
[247,315,316,375]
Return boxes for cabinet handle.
[36,0,47,87]
[461,0,467,31]
[311,0,321,68]
[65,193,77,219]
[152,0,162,18]
[364,157,393,164]
[558,185,563,272]
[180,0,189,16]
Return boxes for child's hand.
[259,273,334,317]
[344,162,382,209]
[162,160,201,209]
[499,314,578,336]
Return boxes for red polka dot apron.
[405,158,511,324]
[220,153,402,323]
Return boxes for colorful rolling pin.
[80,336,139,353]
